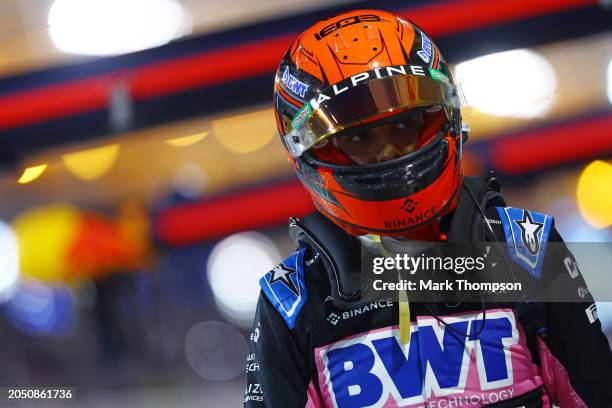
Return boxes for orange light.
[62,144,119,181]
[165,131,208,147]
[213,109,275,154]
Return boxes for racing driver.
[244,10,612,408]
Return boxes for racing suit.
[244,176,612,407]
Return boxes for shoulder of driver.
[484,205,577,281]
[259,247,311,329]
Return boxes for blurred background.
[0,0,610,406]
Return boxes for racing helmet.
[274,10,465,236]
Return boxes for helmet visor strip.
[285,67,463,158]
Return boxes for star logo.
[268,264,299,296]
[515,211,544,256]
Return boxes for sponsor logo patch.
[496,207,553,279]
[311,64,427,107]
[563,256,580,279]
[315,309,538,407]
[586,303,598,324]
[282,66,309,98]
[429,67,449,83]
[314,14,386,40]
[291,102,312,130]
[384,206,437,229]
[327,312,341,326]
[578,286,590,299]
[259,248,308,329]
[400,198,417,214]
[326,300,394,326]
[417,32,432,64]
[250,322,261,343]
[243,383,263,403]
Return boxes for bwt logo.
[317,310,520,408]
[281,67,309,98]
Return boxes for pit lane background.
[0,0,610,405]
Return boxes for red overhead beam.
[129,35,293,101]
[403,0,596,37]
[156,180,314,245]
[0,0,597,132]
[491,114,612,174]
[0,35,293,132]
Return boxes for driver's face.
[333,112,424,165]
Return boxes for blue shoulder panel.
[496,207,553,279]
[259,247,308,329]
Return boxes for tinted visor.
[285,69,462,158]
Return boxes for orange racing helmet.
[273,10,465,237]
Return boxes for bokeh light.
[607,58,612,105]
[172,162,208,199]
[0,220,20,303]
[62,144,120,181]
[207,231,280,328]
[576,160,612,229]
[213,109,276,154]
[12,205,80,283]
[184,321,248,381]
[3,280,77,337]
[48,0,192,56]
[165,132,209,147]
[455,49,557,118]
[18,165,47,184]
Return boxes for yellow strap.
[398,288,411,344]
[369,235,411,344]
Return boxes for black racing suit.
[244,176,612,407]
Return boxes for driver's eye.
[351,133,366,143]
[395,117,418,129]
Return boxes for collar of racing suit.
[288,173,506,309]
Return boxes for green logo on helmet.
[429,67,449,83]
[291,103,312,130]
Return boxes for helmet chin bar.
[298,129,464,237]
[312,169,463,238]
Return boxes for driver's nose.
[376,144,403,162]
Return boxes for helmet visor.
[284,67,463,158]
[326,106,445,165]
